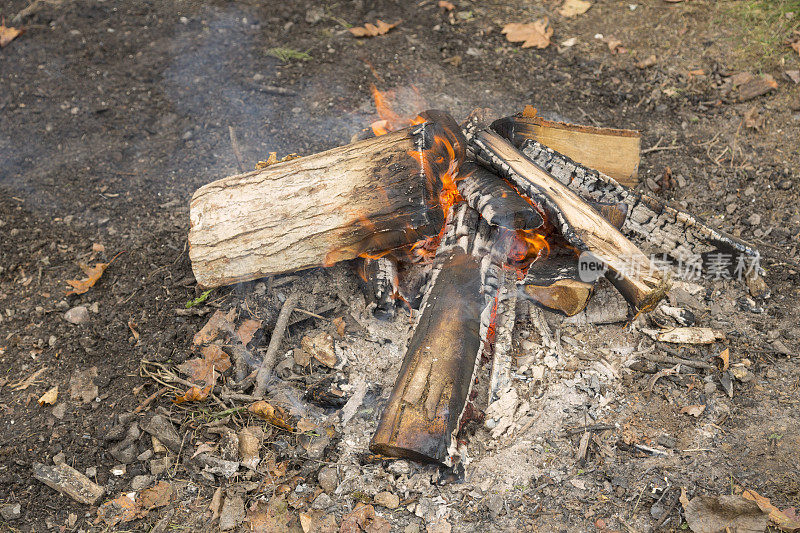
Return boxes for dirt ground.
[1,0,799,531]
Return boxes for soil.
[1,0,799,531]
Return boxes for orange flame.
[508,229,550,271]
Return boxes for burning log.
[370,205,501,465]
[471,129,668,311]
[491,109,641,187]
[518,138,762,273]
[188,111,466,288]
[361,256,400,319]
[457,162,543,231]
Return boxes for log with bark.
[188,110,466,288]
[471,129,669,311]
[370,204,503,465]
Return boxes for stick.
[228,125,245,174]
[644,349,715,370]
[133,386,168,414]
[253,293,300,397]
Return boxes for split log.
[492,110,641,187]
[188,110,466,288]
[361,256,399,320]
[518,138,762,273]
[457,162,543,231]
[471,129,668,311]
[370,204,501,465]
[488,272,517,406]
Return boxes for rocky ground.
[1,0,799,531]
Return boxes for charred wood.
[188,110,466,288]
[471,129,668,311]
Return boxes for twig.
[133,386,168,414]
[253,293,300,397]
[293,307,327,320]
[646,363,681,396]
[228,125,245,174]
[561,423,616,436]
[641,137,681,154]
[644,351,716,370]
[261,85,296,96]
[634,443,669,456]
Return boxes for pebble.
[778,180,793,190]
[64,306,89,325]
[52,403,66,420]
[311,492,333,510]
[0,503,22,521]
[703,382,717,395]
[746,213,761,226]
[317,466,338,493]
[131,475,153,490]
[374,491,400,509]
[404,524,421,533]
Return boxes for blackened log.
[457,162,544,231]
[518,139,762,273]
[361,256,399,319]
[188,110,466,288]
[471,129,668,311]
[522,251,594,317]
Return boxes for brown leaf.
[682,493,769,533]
[348,20,400,38]
[0,18,23,48]
[137,481,173,510]
[681,404,706,417]
[173,384,212,404]
[128,320,140,342]
[332,316,347,337]
[236,319,262,345]
[65,263,109,295]
[716,348,730,371]
[96,494,139,526]
[605,35,625,54]
[558,0,592,18]
[340,504,377,533]
[247,496,295,532]
[38,385,58,406]
[502,19,553,49]
[438,0,455,10]
[742,489,800,533]
[636,54,657,69]
[193,309,236,346]
[248,400,294,431]
[735,73,778,101]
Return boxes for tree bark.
[189,111,465,288]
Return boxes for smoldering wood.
[519,138,762,269]
[188,111,466,288]
[457,162,544,231]
[488,272,518,406]
[522,252,594,317]
[362,256,399,319]
[491,113,641,187]
[471,129,668,311]
[370,204,485,464]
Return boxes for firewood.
[370,204,501,465]
[457,162,543,231]
[519,138,762,274]
[471,129,668,311]
[189,111,466,288]
[488,272,517,406]
[492,112,641,187]
[361,256,399,319]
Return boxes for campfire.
[186,94,762,468]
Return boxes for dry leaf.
[296,418,318,432]
[742,489,800,533]
[192,309,236,345]
[716,348,730,371]
[605,35,625,54]
[173,384,212,404]
[636,54,657,68]
[249,400,294,431]
[92,243,105,253]
[348,19,400,38]
[65,263,108,295]
[38,385,58,405]
[128,320,140,342]
[681,404,706,417]
[137,481,173,510]
[559,0,592,18]
[0,18,23,48]
[438,0,455,10]
[502,18,553,49]
[332,316,346,337]
[96,494,139,526]
[200,344,232,372]
[236,319,261,345]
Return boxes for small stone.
[52,403,66,420]
[131,475,153,490]
[387,460,411,476]
[747,213,761,226]
[317,466,338,493]
[726,203,737,215]
[64,306,89,325]
[53,452,66,465]
[110,464,126,476]
[48,335,57,347]
[778,180,793,190]
[89,302,99,313]
[311,492,333,510]
[182,130,193,140]
[404,524,421,533]
[149,457,171,476]
[219,494,245,531]
[703,382,717,395]
[374,491,400,509]
[0,503,21,521]
[137,449,153,462]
